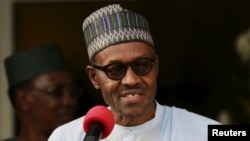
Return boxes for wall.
[0,0,14,140]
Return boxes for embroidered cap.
[82,4,154,61]
[4,44,65,89]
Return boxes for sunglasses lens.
[105,63,126,80]
[132,58,153,76]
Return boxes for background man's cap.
[82,4,154,61]
[4,44,65,88]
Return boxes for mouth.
[123,93,141,98]
[57,110,75,122]
[57,113,74,122]
[120,90,144,103]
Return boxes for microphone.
[83,105,115,141]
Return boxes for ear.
[86,65,100,89]
[15,89,31,112]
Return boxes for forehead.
[32,70,73,86]
[95,42,154,63]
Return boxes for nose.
[121,66,140,86]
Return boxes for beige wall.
[0,0,14,140]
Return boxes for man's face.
[87,42,159,125]
[24,70,79,134]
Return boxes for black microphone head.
[83,105,115,139]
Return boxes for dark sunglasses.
[92,56,155,80]
[28,85,83,98]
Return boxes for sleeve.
[169,107,221,141]
[48,117,85,141]
[48,126,66,141]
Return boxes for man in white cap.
[48,4,220,141]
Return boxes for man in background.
[2,44,80,141]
